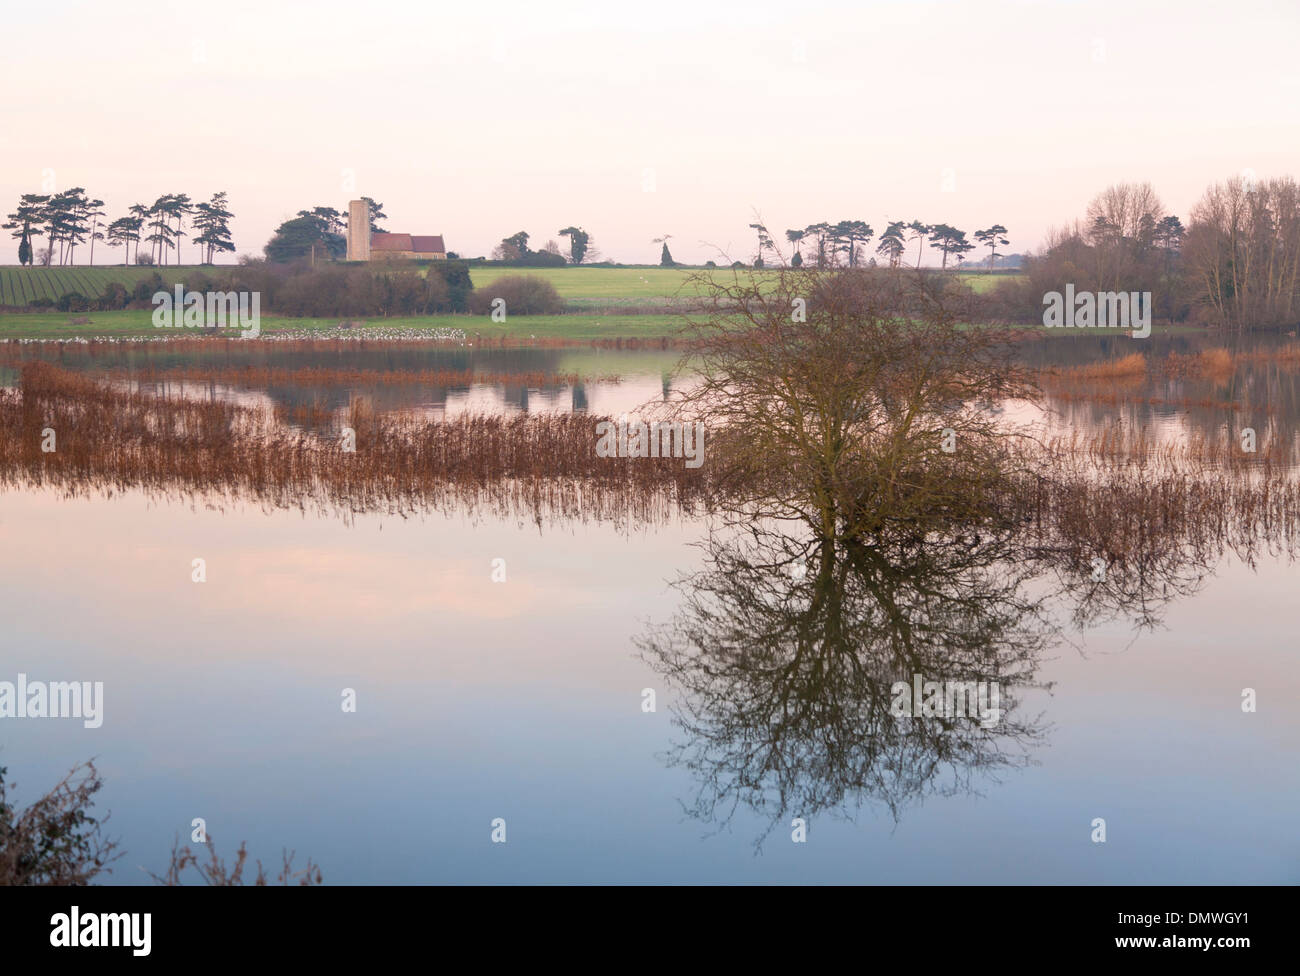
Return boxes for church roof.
[372,233,411,250]
[410,235,446,253]
[372,232,445,253]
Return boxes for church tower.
[346,199,371,261]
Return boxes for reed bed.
[1034,347,1269,411]
[1022,460,1300,576]
[1041,389,1261,413]
[0,362,711,526]
[1040,343,1300,391]
[1046,352,1148,382]
[1173,347,1234,379]
[5,362,1300,548]
[1039,424,1296,470]
[272,400,342,429]
[1239,344,1300,367]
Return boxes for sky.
[2,0,1298,266]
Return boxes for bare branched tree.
[665,264,1039,542]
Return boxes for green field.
[1,264,1021,303]
[458,265,1017,298]
[958,271,1018,294]
[0,264,714,305]
[0,266,192,306]
[469,266,711,299]
[0,264,1024,341]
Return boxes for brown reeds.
[1041,389,1261,412]
[0,362,711,526]
[1034,347,1262,410]
[1239,343,1300,367]
[1039,424,1295,470]
[1040,343,1300,395]
[1046,352,1148,382]
[5,362,1300,544]
[1021,459,1300,580]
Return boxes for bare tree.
[1084,182,1166,293]
[668,265,1037,541]
[1186,175,1300,333]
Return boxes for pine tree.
[3,194,48,266]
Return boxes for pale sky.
[2,0,1298,266]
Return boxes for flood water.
[2,334,1297,884]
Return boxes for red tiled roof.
[371,233,412,251]
[410,235,446,253]
[371,232,445,253]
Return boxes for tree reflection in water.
[639,520,1053,847]
[640,265,1300,847]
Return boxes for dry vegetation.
[1040,343,1300,385]
[150,835,321,886]
[1033,343,1300,414]
[0,761,121,885]
[0,361,713,526]
[0,759,321,885]
[6,274,1300,533]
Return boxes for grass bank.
[0,310,689,341]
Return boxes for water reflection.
[640,522,1052,846]
[632,261,1300,845]
[4,310,1300,871]
[638,468,1278,847]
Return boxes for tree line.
[267,215,600,267]
[752,219,1010,271]
[3,190,235,267]
[990,174,1300,332]
[489,227,599,266]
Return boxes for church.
[346,199,447,262]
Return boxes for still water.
[1,337,1297,884]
